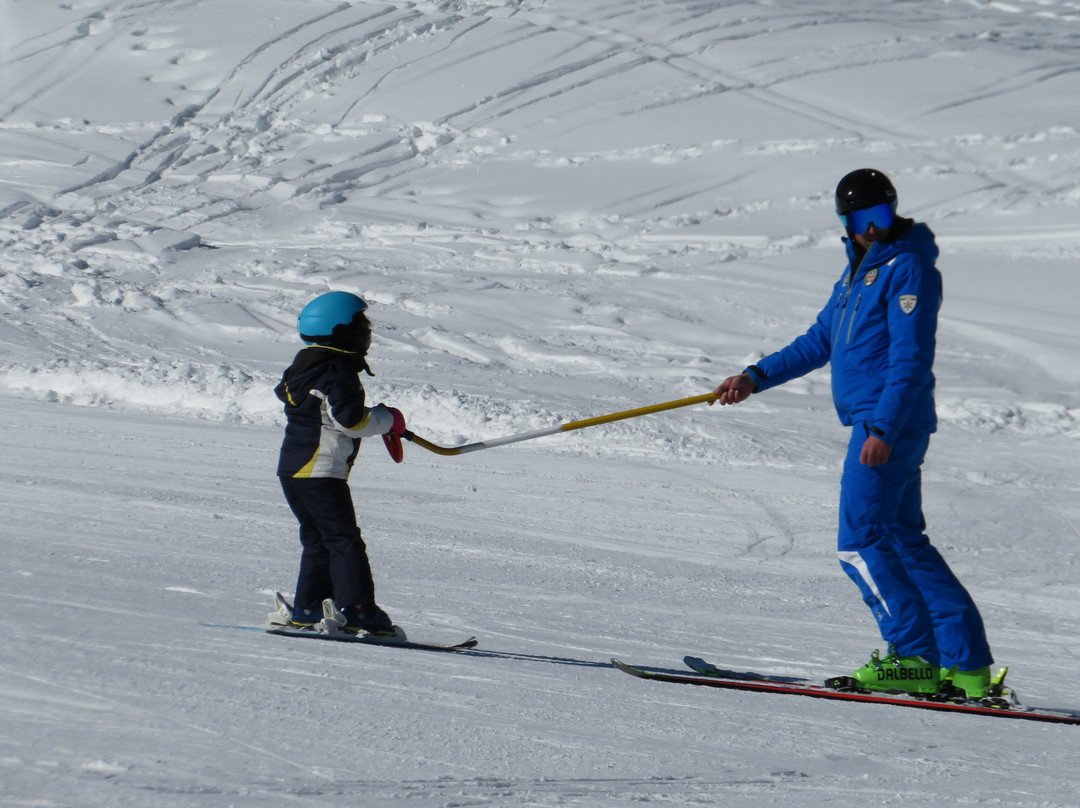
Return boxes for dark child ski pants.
[280,476,377,613]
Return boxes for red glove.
[383,433,403,463]
[384,407,406,436]
[380,406,406,463]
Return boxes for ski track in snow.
[3,1,1080,806]
[2,0,1080,442]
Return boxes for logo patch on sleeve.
[899,295,918,314]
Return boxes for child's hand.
[378,406,407,463]
[384,407,407,436]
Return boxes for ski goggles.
[839,202,896,234]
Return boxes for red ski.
[611,658,1080,725]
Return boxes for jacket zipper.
[846,294,862,344]
[836,245,872,346]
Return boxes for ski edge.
[611,659,1080,725]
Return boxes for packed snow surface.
[3,1,1080,805]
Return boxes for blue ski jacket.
[275,347,394,479]
[746,220,941,445]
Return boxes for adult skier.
[711,168,995,698]
[274,291,407,635]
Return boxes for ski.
[683,656,809,684]
[203,621,478,651]
[265,624,478,652]
[611,658,1080,725]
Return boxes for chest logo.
[899,295,918,314]
[864,268,879,286]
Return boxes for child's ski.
[265,624,478,652]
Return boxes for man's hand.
[860,434,892,466]
[710,373,756,406]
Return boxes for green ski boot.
[849,646,940,695]
[939,665,992,699]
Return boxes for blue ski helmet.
[297,291,371,351]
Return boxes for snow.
[3,0,1080,805]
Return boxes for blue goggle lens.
[839,202,895,234]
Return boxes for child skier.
[272,290,407,635]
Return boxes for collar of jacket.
[843,216,917,268]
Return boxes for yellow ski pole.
[402,392,719,457]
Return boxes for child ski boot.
[322,598,404,640]
[264,592,323,630]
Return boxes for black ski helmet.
[835,168,897,215]
[297,291,372,354]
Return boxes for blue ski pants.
[837,426,993,671]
